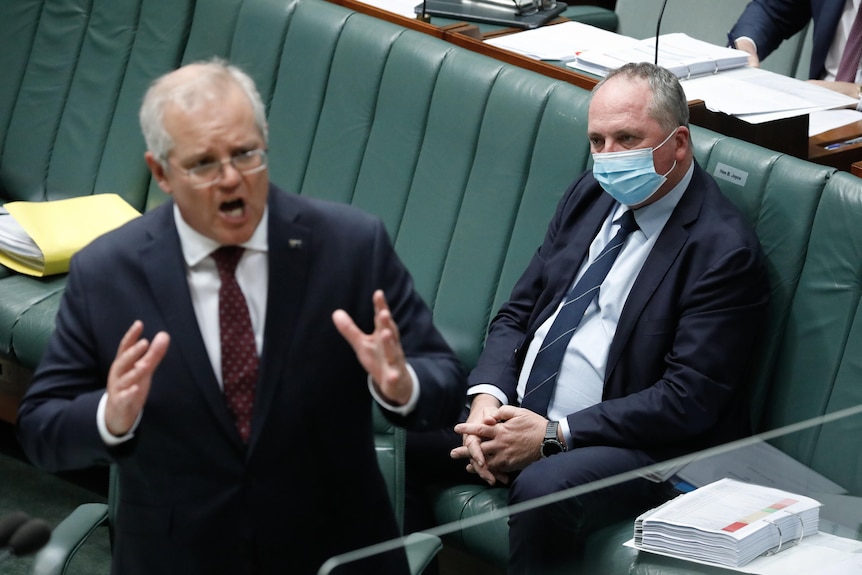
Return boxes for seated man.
[408,62,771,574]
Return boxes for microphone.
[416,0,430,23]
[654,0,669,66]
[0,513,52,565]
[0,512,30,547]
[8,518,52,556]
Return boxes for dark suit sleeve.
[17,255,117,473]
[566,239,769,452]
[730,0,813,60]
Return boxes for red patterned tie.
[836,8,862,82]
[212,246,258,442]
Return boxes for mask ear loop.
[654,127,680,178]
[660,160,677,179]
[653,127,679,153]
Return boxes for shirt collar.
[173,203,269,268]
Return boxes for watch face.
[541,440,564,457]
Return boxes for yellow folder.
[0,194,141,277]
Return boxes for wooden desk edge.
[327,0,599,90]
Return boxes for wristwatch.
[540,420,567,458]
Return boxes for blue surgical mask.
[591,129,678,206]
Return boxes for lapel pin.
[288,239,303,249]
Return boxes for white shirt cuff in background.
[368,363,420,416]
[97,392,140,446]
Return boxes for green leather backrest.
[0,0,195,209]
[691,127,830,425]
[766,171,862,495]
[692,125,862,495]
[0,0,43,173]
[265,0,591,369]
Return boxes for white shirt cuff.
[368,363,420,416]
[466,384,509,407]
[97,392,140,446]
[735,35,757,54]
[557,417,573,447]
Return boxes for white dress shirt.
[178,205,269,385]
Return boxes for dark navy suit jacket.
[18,185,466,574]
[730,0,847,80]
[469,162,770,464]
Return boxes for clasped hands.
[450,394,550,486]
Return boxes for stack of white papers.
[568,33,750,79]
[485,22,857,122]
[634,478,821,568]
[0,209,43,268]
[485,20,639,62]
[680,66,859,123]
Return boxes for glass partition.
[319,402,862,574]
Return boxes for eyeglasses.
[172,149,268,188]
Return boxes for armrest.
[31,503,109,575]
[404,532,444,574]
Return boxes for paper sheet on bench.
[680,67,858,123]
[626,531,862,575]
[485,20,638,61]
[809,109,862,136]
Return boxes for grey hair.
[592,62,690,133]
[139,57,268,165]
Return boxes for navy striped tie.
[520,209,638,417]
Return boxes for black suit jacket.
[730,0,846,80]
[18,185,466,574]
[469,163,769,463]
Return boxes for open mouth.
[220,198,245,218]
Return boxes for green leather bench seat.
[3,1,862,574]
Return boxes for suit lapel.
[139,204,241,445]
[606,166,705,376]
[534,190,615,331]
[247,188,313,449]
